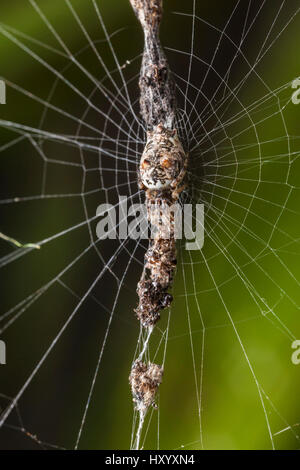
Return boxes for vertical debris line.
[130,0,177,130]
[128,0,188,449]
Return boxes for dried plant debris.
[129,0,186,443]
[136,277,173,327]
[129,360,164,412]
[135,198,177,328]
[129,0,176,130]
[130,0,187,329]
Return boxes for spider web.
[0,0,300,450]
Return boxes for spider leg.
[171,183,187,201]
[138,172,146,191]
[170,153,188,200]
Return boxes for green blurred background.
[0,0,299,450]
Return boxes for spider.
[138,123,187,201]
[135,124,187,328]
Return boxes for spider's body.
[139,124,187,199]
[135,125,187,328]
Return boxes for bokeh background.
[0,0,300,450]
